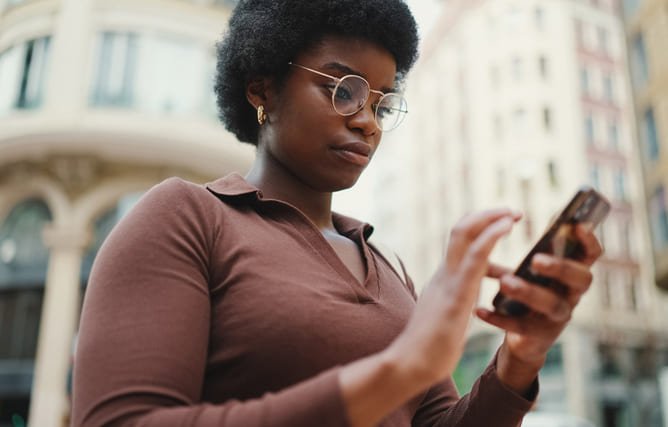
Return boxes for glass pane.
[644,108,659,160]
[0,200,52,288]
[17,37,51,109]
[133,36,208,115]
[0,44,25,116]
[91,32,137,107]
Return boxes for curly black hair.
[214,0,419,145]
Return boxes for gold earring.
[257,105,267,125]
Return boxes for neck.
[245,148,336,232]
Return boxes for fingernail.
[502,276,520,289]
[533,253,551,266]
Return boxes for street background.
[0,0,667,426]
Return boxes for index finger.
[450,208,522,245]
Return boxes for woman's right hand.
[384,208,521,386]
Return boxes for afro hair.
[214,0,419,145]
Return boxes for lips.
[330,141,371,167]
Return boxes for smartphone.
[492,187,611,317]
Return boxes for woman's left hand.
[476,223,604,394]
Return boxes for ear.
[246,77,274,111]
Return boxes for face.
[253,35,398,192]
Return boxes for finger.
[447,210,519,269]
[531,254,593,295]
[575,223,603,265]
[459,217,516,281]
[449,209,521,247]
[487,262,512,279]
[476,308,560,337]
[498,275,573,322]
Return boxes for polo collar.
[205,173,374,239]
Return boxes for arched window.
[0,199,52,422]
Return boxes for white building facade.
[362,0,668,425]
[0,0,252,425]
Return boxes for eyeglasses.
[288,62,408,132]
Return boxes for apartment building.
[365,0,668,425]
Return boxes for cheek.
[276,86,338,129]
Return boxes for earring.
[257,105,267,125]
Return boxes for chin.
[313,170,363,193]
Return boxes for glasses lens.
[332,76,369,116]
[375,94,408,131]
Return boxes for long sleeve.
[412,353,537,427]
[395,263,536,427]
[71,178,351,427]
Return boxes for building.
[621,0,668,291]
[0,0,252,425]
[359,0,668,425]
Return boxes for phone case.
[492,187,611,316]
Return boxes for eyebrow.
[321,61,396,93]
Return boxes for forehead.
[293,35,398,88]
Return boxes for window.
[91,32,137,107]
[601,272,611,308]
[623,0,641,19]
[598,27,609,54]
[575,19,585,46]
[0,37,51,115]
[619,220,632,256]
[547,161,559,188]
[643,108,660,161]
[534,7,545,30]
[539,56,548,80]
[608,121,619,150]
[603,73,614,102]
[91,32,215,116]
[543,107,552,131]
[590,164,601,189]
[541,344,563,375]
[0,200,51,423]
[585,114,596,144]
[213,0,239,6]
[631,34,649,88]
[580,67,590,95]
[613,169,626,201]
[650,186,668,250]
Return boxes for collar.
[205,173,374,240]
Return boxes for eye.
[331,85,352,101]
[374,103,394,119]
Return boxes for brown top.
[72,174,535,426]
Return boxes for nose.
[346,99,379,137]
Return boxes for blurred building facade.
[0,0,251,425]
[620,0,668,293]
[366,0,668,426]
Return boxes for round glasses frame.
[288,62,408,132]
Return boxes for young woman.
[72,1,603,426]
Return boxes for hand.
[385,209,521,386]
[476,224,603,392]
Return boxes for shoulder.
[142,177,214,207]
[107,177,221,250]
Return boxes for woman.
[72,0,602,426]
